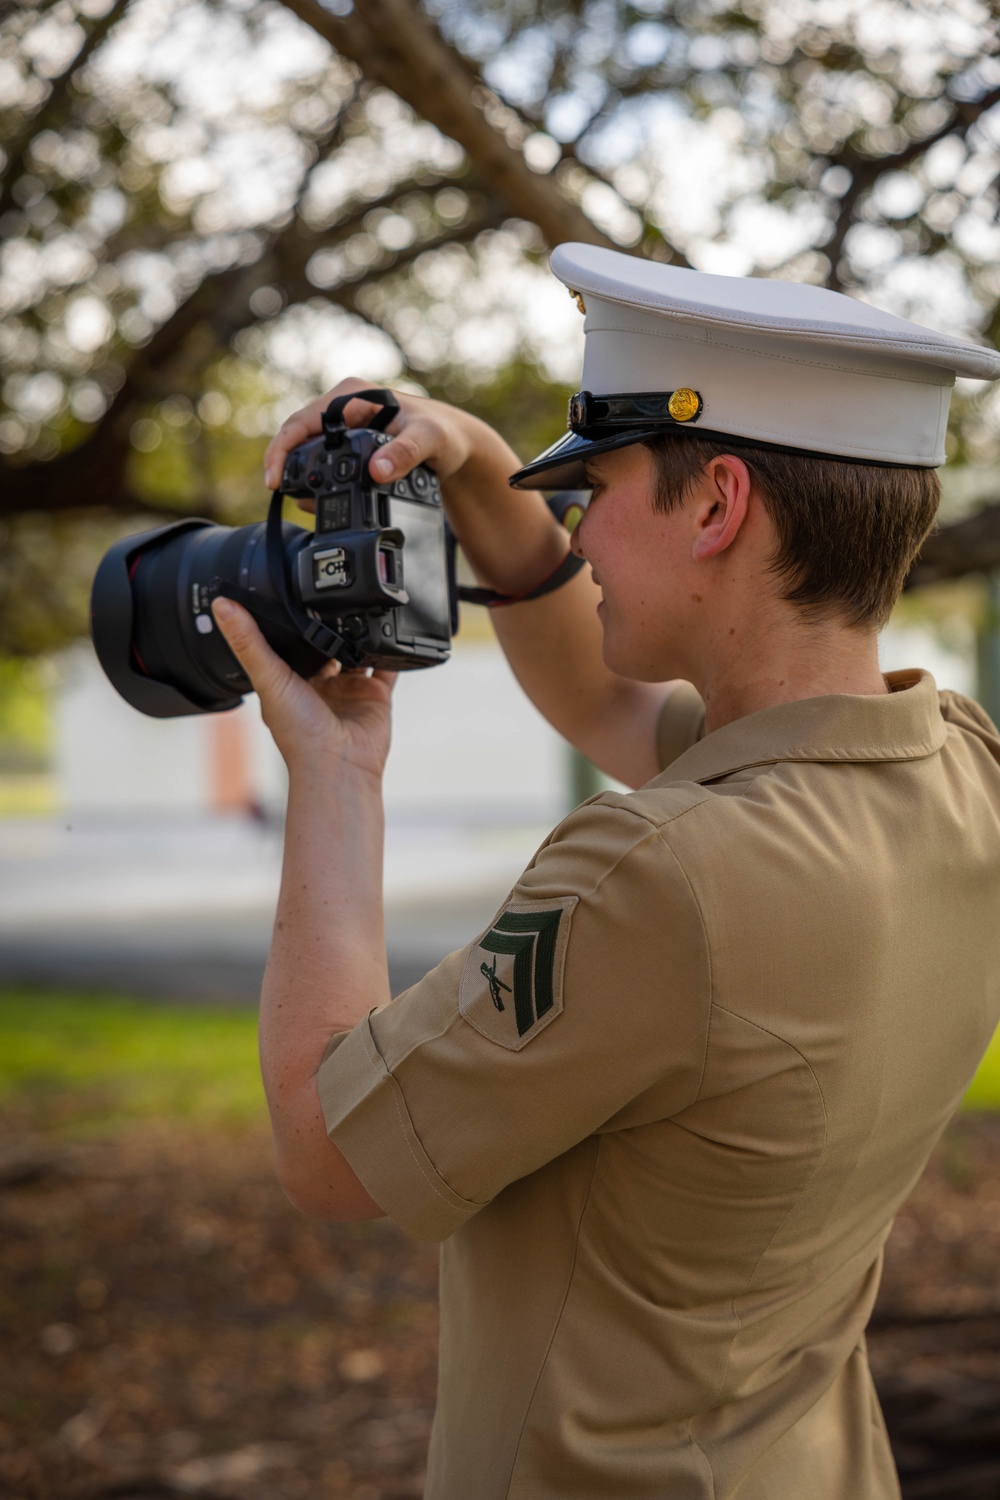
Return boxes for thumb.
[211,597,294,701]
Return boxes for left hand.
[211,598,395,780]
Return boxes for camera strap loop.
[322,388,400,438]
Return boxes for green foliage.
[3,0,1000,658]
[0,656,51,771]
[962,1022,1000,1111]
[424,356,571,465]
[0,988,265,1133]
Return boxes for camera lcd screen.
[318,492,351,532]
[390,497,449,643]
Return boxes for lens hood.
[90,520,244,717]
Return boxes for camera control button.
[343,615,366,640]
[412,470,429,493]
[335,455,359,481]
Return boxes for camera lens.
[90,518,314,717]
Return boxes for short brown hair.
[643,433,940,629]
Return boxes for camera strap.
[209,490,365,673]
[455,489,589,608]
[263,487,366,666]
[456,550,587,608]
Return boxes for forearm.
[442,415,568,594]
[440,418,670,784]
[259,761,389,1218]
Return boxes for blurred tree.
[1,0,1000,652]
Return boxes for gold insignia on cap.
[668,387,702,423]
[568,288,586,315]
[562,503,584,534]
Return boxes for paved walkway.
[0,812,551,1003]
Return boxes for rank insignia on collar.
[459,894,578,1050]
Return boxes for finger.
[367,419,439,485]
[263,402,325,490]
[211,598,296,703]
[308,658,343,687]
[263,377,372,489]
[372,669,398,693]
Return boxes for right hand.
[265,376,566,599]
[210,596,396,781]
[263,377,480,495]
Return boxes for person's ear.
[690,454,752,562]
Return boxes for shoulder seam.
[585,787,715,833]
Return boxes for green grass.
[960,1024,1000,1110]
[1,986,999,1138]
[0,987,265,1134]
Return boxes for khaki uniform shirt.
[318,670,1000,1500]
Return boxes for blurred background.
[3,0,1000,1496]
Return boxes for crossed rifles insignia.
[460,897,578,1050]
[480,955,512,1012]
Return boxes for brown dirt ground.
[4,1107,1000,1500]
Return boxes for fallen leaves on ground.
[4,1111,1000,1499]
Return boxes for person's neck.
[692,611,887,736]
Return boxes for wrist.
[284,747,385,800]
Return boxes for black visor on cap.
[508,426,663,491]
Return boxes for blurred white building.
[54,638,570,825]
[52,618,975,824]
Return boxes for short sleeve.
[317,796,711,1241]
[656,681,706,772]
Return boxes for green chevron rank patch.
[459,895,578,1050]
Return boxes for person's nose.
[569,511,587,559]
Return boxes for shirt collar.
[658,670,947,787]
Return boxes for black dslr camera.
[90,389,458,717]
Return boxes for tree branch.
[822,84,1000,290]
[0,190,506,518]
[462,69,690,266]
[274,0,613,251]
[906,502,1000,589]
[0,0,132,221]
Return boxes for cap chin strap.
[569,388,704,432]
